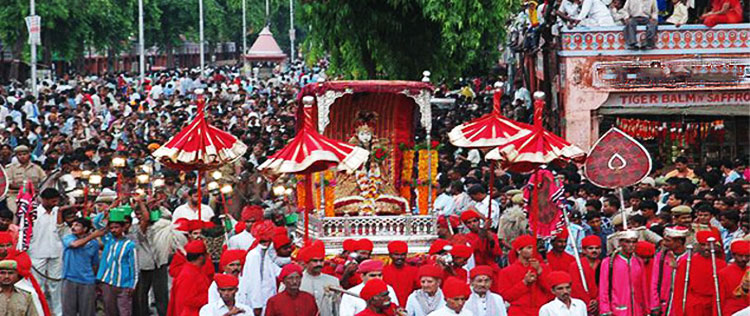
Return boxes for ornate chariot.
[292,79,438,254]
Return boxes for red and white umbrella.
[486,91,585,173]
[258,95,369,239]
[152,90,248,220]
[152,91,247,171]
[448,83,531,223]
[448,83,531,148]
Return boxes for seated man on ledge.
[622,0,659,49]
[700,0,743,27]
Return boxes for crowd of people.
[0,59,748,316]
[507,0,746,52]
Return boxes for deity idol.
[334,111,407,215]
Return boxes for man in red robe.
[547,229,575,272]
[446,244,472,282]
[718,240,750,316]
[497,235,553,316]
[355,279,399,316]
[340,239,373,289]
[265,263,319,316]
[672,231,727,316]
[460,210,502,269]
[569,235,600,315]
[168,240,212,316]
[382,241,418,307]
[170,220,214,280]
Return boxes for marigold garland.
[296,174,305,210]
[324,170,335,217]
[400,150,415,208]
[313,173,321,210]
[416,149,438,215]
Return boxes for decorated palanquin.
[293,80,438,254]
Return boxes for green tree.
[302,0,517,81]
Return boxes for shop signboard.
[602,90,750,108]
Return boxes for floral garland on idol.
[399,143,415,209]
[416,141,440,215]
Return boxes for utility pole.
[289,0,295,62]
[242,0,247,56]
[199,0,204,76]
[30,0,37,97]
[138,0,145,87]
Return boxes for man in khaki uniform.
[0,259,38,316]
[5,145,46,213]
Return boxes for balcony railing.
[296,214,438,255]
[559,23,750,56]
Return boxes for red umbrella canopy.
[258,96,369,176]
[152,91,248,171]
[486,92,585,173]
[448,84,532,148]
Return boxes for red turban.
[219,250,246,271]
[184,240,206,254]
[272,233,291,250]
[581,235,601,248]
[278,263,303,281]
[176,219,213,232]
[0,232,12,244]
[512,235,536,251]
[418,265,443,280]
[7,251,31,278]
[696,230,718,244]
[250,220,276,241]
[554,229,569,241]
[214,273,239,288]
[343,239,357,252]
[241,205,264,221]
[387,241,408,254]
[429,239,451,255]
[469,265,494,280]
[357,259,384,274]
[547,271,572,288]
[360,279,388,301]
[460,210,481,222]
[298,240,326,263]
[730,240,750,255]
[355,239,374,252]
[450,244,472,259]
[442,277,470,298]
[438,215,460,229]
[234,221,246,234]
[635,241,656,258]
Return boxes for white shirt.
[734,306,750,316]
[434,193,457,216]
[405,289,445,316]
[227,230,255,251]
[199,299,251,316]
[172,203,215,223]
[339,281,398,316]
[28,205,63,259]
[577,0,616,26]
[427,306,474,316]
[473,196,500,229]
[538,297,587,316]
[237,246,280,310]
[464,291,507,316]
